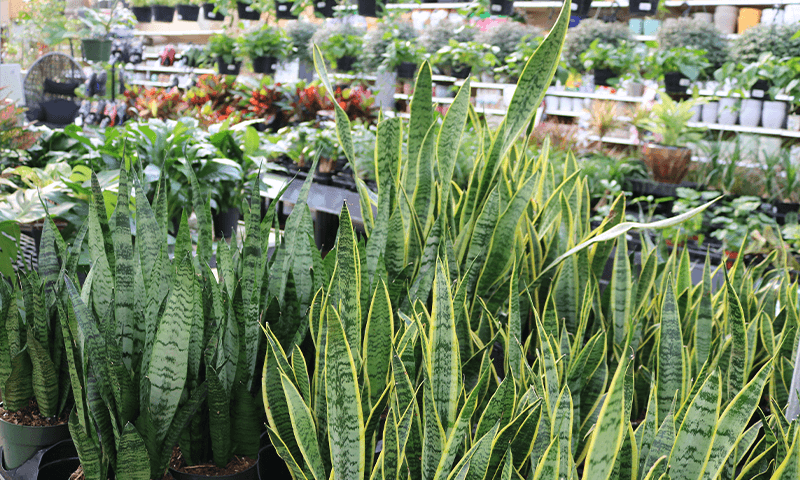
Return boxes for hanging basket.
[275,0,298,19]
[203,3,226,20]
[176,4,200,21]
[489,0,513,16]
[358,0,382,17]
[252,56,278,74]
[131,6,152,22]
[152,4,176,22]
[237,1,261,20]
[314,0,335,17]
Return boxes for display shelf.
[133,29,223,37]
[387,2,475,9]
[688,121,800,138]
[696,89,793,102]
[129,79,173,87]
[125,64,215,75]
[545,109,581,117]
[394,93,454,103]
[547,90,645,103]
[663,0,800,6]
[588,135,640,146]
[330,73,378,81]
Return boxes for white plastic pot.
[714,6,738,34]
[694,12,713,23]
[787,113,800,131]
[560,97,573,112]
[718,98,739,125]
[690,105,702,122]
[702,101,719,124]
[739,98,763,127]
[572,97,585,113]
[544,95,558,112]
[761,8,784,25]
[761,100,787,129]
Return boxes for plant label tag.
[229,64,236,71]
[572,3,578,10]
[246,6,254,11]
[317,2,325,7]
[278,4,288,10]
[492,4,501,11]
[640,2,651,9]
[679,78,690,87]
[752,89,764,98]
[177,14,183,19]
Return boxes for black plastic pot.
[573,0,592,16]
[217,57,242,75]
[751,79,771,100]
[397,61,416,79]
[252,56,277,74]
[258,445,292,480]
[37,457,80,480]
[177,4,201,21]
[82,38,112,62]
[131,6,152,22]
[336,55,357,72]
[593,68,616,87]
[489,0,513,16]
[0,415,71,470]
[358,0,381,17]
[237,1,261,19]
[664,71,689,94]
[451,64,471,79]
[275,0,298,19]
[214,207,241,239]
[203,3,226,20]
[152,4,176,22]
[314,0,335,17]
[628,0,657,15]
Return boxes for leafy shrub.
[475,20,542,64]
[731,23,800,63]
[309,21,365,68]
[562,19,632,72]
[421,20,476,55]
[284,20,318,64]
[363,20,417,71]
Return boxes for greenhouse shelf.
[696,90,793,102]
[129,79,172,87]
[687,122,800,138]
[544,109,581,117]
[663,0,800,6]
[587,135,640,146]
[330,73,378,81]
[125,65,215,75]
[548,90,645,103]
[132,29,223,38]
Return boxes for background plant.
[562,18,632,72]
[657,16,729,73]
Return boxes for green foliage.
[657,16,729,70]
[647,45,711,82]
[420,19,476,55]
[310,22,365,71]
[732,23,800,64]
[636,94,707,147]
[581,40,645,79]
[285,20,319,64]
[431,40,499,76]
[208,33,243,64]
[562,18,632,72]
[239,26,291,61]
[363,20,417,71]
[475,21,543,64]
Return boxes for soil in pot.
[0,400,71,470]
[203,3,225,20]
[169,446,258,480]
[177,4,201,21]
[152,4,176,22]
[252,56,277,74]
[131,6,152,22]
[237,1,260,20]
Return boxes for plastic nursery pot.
[396,62,417,80]
[750,79,771,101]
[177,4,201,21]
[36,438,79,480]
[762,100,788,129]
[0,414,71,470]
[252,56,277,74]
[358,0,381,17]
[314,0,335,17]
[257,445,292,480]
[213,207,241,239]
[739,98,763,127]
[451,64,472,79]
[489,0,513,16]
[663,71,690,94]
[714,6,738,35]
[641,143,692,184]
[152,4,176,22]
[131,6,152,22]
[336,55,357,73]
[718,98,739,125]
[593,68,615,87]
[216,58,242,76]
[237,1,260,20]
[628,0,657,16]
[275,0,298,19]
[203,3,226,20]
[81,38,112,62]
[571,0,592,16]
[701,101,719,124]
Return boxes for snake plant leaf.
[463,188,500,300]
[726,279,748,403]
[437,77,471,212]
[281,372,326,480]
[657,276,685,424]
[381,405,401,480]
[475,376,516,440]
[37,217,59,308]
[582,345,630,480]
[610,236,632,352]
[363,279,393,407]
[413,122,438,234]
[290,346,311,410]
[506,261,522,378]
[113,167,136,371]
[532,437,560,480]
[262,334,303,464]
[116,422,150,480]
[771,432,800,479]
[700,361,773,479]
[207,363,231,467]
[695,255,713,368]
[408,62,433,175]
[330,205,362,370]
[643,411,676,479]
[69,409,105,480]
[325,304,364,480]
[132,175,159,295]
[27,334,58,417]
[4,347,33,411]
[430,257,461,433]
[463,421,501,480]
[669,369,721,479]
[268,427,310,480]
[146,253,195,446]
[182,164,212,266]
[90,171,115,271]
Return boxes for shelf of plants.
[124,64,216,75]
[663,0,800,5]
[689,121,800,137]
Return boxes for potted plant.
[311,22,365,73]
[495,34,544,84]
[730,23,800,64]
[152,0,178,22]
[580,39,640,87]
[0,222,74,469]
[431,39,498,79]
[636,93,707,183]
[176,0,202,21]
[273,0,298,19]
[130,0,153,22]
[203,1,226,20]
[277,121,342,182]
[381,38,425,79]
[648,46,710,94]
[711,62,740,125]
[475,20,542,70]
[77,5,131,63]
[285,20,318,81]
[209,33,244,75]
[240,26,291,75]
[783,57,800,131]
[236,0,261,20]
[421,19,476,57]
[314,0,335,17]
[363,20,417,72]
[656,16,729,73]
[752,53,794,129]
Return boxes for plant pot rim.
[0,403,69,430]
